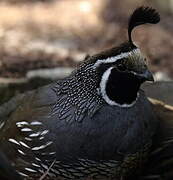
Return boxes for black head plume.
[128,6,160,43]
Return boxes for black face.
[105,68,143,105]
[90,5,159,106]
[94,45,154,106]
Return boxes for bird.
[0,6,160,180]
[138,98,173,180]
[0,151,21,180]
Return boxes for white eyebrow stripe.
[93,48,140,68]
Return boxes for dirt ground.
[0,0,172,78]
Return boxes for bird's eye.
[117,63,127,71]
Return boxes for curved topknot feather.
[128,6,160,43]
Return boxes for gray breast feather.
[42,88,157,162]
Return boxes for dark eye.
[117,63,127,71]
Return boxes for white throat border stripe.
[93,48,140,68]
[100,67,139,107]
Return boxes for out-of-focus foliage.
[151,0,173,13]
[0,0,55,4]
[0,0,172,78]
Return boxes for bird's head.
[90,7,160,107]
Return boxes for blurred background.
[0,0,172,104]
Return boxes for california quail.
[0,151,21,180]
[0,7,160,180]
[139,99,173,180]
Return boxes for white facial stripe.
[93,48,140,68]
[100,67,113,105]
[100,67,138,107]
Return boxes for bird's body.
[0,6,161,180]
[0,151,21,180]
[0,67,157,179]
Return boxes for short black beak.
[138,69,154,82]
